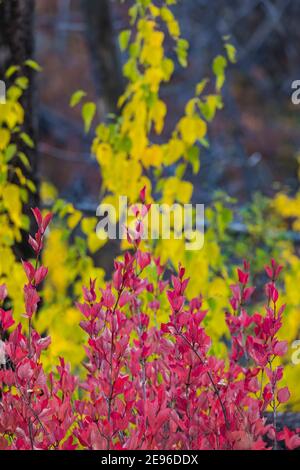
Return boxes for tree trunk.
[0,0,38,258]
[81,0,124,116]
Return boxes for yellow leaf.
[67,211,82,229]
[2,184,22,227]
[178,116,207,145]
[95,143,112,167]
[81,217,97,235]
[148,31,164,48]
[164,138,185,165]
[151,100,166,134]
[177,180,193,204]
[0,129,10,150]
[40,181,58,204]
[5,102,24,129]
[88,232,106,253]
[145,67,164,92]
[142,145,163,168]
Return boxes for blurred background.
[1,0,300,209]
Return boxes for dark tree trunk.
[81,0,124,115]
[0,0,38,258]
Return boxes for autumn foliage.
[0,197,299,451]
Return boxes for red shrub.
[0,204,299,450]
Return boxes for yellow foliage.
[142,145,163,168]
[150,99,167,135]
[2,0,299,413]
[2,184,22,228]
[0,129,10,149]
[273,191,300,232]
[178,116,207,145]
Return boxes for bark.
[0,0,38,257]
[81,0,124,115]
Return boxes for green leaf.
[119,30,131,51]
[75,236,86,256]
[224,43,237,63]
[123,58,138,81]
[195,78,208,96]
[27,179,36,193]
[129,4,138,24]
[53,199,66,214]
[70,90,87,108]
[176,38,189,68]
[18,151,31,169]
[15,76,29,90]
[82,102,96,133]
[21,214,30,231]
[24,59,42,72]
[19,187,29,203]
[187,146,200,174]
[129,42,140,58]
[212,55,227,91]
[7,85,22,101]
[175,162,187,179]
[20,132,34,148]
[5,65,20,78]
[199,137,210,149]
[5,144,17,162]
[20,132,34,149]
[198,95,222,121]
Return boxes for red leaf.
[277,387,290,404]
[31,207,43,226]
[22,260,35,283]
[273,340,288,357]
[0,284,7,302]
